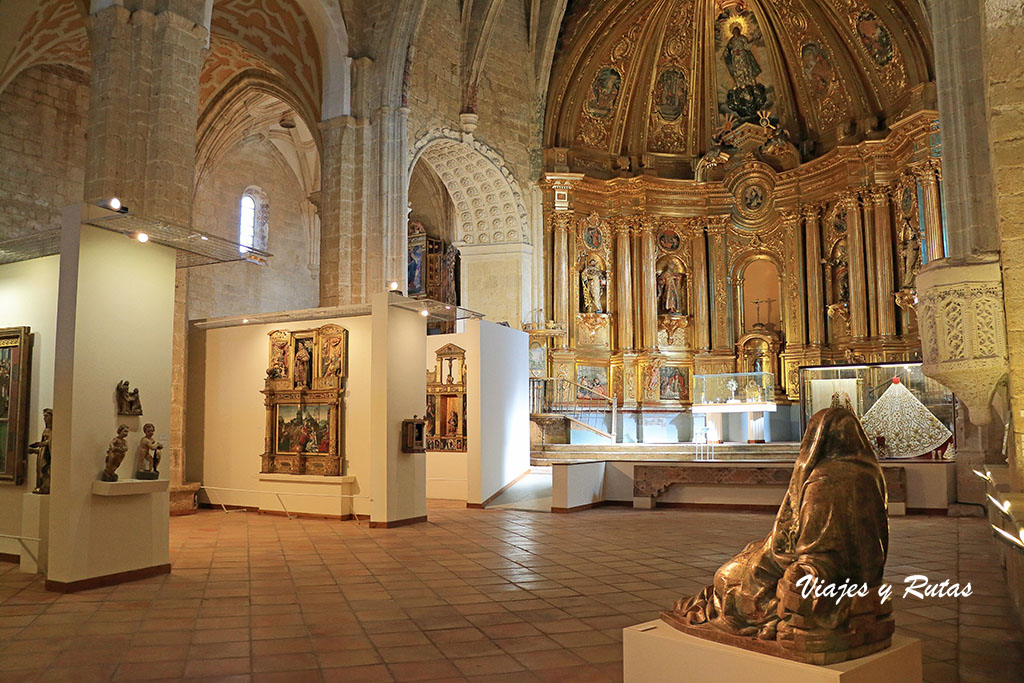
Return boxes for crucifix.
[752,298,774,325]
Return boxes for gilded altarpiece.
[426,344,467,452]
[261,325,347,476]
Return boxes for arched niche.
[408,157,455,245]
[732,253,783,339]
[578,253,609,314]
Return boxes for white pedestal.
[20,493,50,574]
[705,413,723,443]
[747,411,765,442]
[623,620,921,683]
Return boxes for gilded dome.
[544,0,934,177]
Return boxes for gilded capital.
[801,204,822,222]
[868,186,890,205]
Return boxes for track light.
[99,197,129,213]
[420,309,429,317]
[389,281,399,291]
[136,232,149,243]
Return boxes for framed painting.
[659,366,690,402]
[576,365,609,401]
[0,327,32,484]
[275,403,333,455]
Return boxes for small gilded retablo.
[661,407,893,665]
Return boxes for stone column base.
[170,482,201,515]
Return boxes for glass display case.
[798,362,955,433]
[693,372,775,406]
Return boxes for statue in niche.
[657,268,686,315]
[30,408,52,495]
[101,425,130,482]
[115,380,143,416]
[580,259,607,313]
[662,407,893,664]
[899,228,921,288]
[826,243,850,303]
[447,410,460,436]
[134,423,163,480]
[294,340,313,389]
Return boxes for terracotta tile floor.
[1,501,1022,682]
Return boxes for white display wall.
[0,255,59,557]
[188,313,373,519]
[425,319,530,505]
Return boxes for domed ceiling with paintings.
[545,0,934,178]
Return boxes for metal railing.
[529,376,617,443]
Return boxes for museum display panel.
[0,326,32,485]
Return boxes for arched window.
[239,187,269,260]
[239,195,256,253]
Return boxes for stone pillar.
[640,219,658,350]
[919,163,945,263]
[691,227,710,351]
[707,221,731,352]
[843,193,869,339]
[84,2,207,513]
[803,205,826,346]
[616,218,634,350]
[871,188,897,337]
[318,115,357,305]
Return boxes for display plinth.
[623,620,921,683]
[92,479,170,496]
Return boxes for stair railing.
[529,376,617,443]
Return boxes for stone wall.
[189,137,318,320]
[0,65,88,240]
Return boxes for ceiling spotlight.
[242,318,249,324]
[445,305,452,310]
[420,310,429,317]
[201,235,209,241]
[99,197,128,213]
[389,281,399,291]
[136,232,149,243]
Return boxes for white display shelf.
[92,479,169,496]
[258,474,356,485]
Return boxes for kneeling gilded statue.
[661,406,893,664]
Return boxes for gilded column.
[616,217,634,350]
[551,211,571,349]
[871,188,897,337]
[919,161,945,262]
[640,217,658,350]
[861,191,878,337]
[707,219,731,352]
[779,210,806,345]
[803,205,825,346]
[691,224,710,352]
[843,193,869,339]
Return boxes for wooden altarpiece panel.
[0,326,32,484]
[261,325,347,476]
[425,344,467,452]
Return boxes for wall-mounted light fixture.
[135,232,149,243]
[98,197,129,214]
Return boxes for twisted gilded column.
[919,162,946,263]
[803,205,825,346]
[639,217,658,350]
[843,193,869,339]
[871,188,897,337]
[615,217,634,350]
[691,223,710,352]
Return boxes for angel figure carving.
[580,260,607,313]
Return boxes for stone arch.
[410,128,530,246]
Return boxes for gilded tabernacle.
[661,406,893,664]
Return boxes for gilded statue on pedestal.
[580,260,607,313]
[661,407,894,664]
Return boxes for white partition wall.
[48,212,175,589]
[0,255,59,560]
[425,319,529,505]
